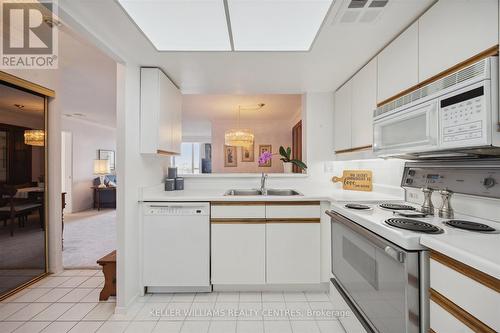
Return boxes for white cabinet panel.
[430,258,500,330]
[140,67,182,155]
[211,205,265,219]
[265,204,320,219]
[211,223,266,284]
[419,0,498,82]
[430,300,474,333]
[377,22,418,103]
[266,223,320,284]
[334,80,352,151]
[351,58,377,148]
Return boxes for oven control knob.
[406,178,413,185]
[482,177,496,189]
[408,169,416,176]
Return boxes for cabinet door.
[158,72,174,153]
[377,22,418,103]
[140,68,160,154]
[351,58,377,148]
[419,0,498,82]
[266,223,320,284]
[211,223,266,284]
[334,80,352,151]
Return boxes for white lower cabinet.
[211,223,266,284]
[266,223,320,284]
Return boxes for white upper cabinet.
[351,58,377,148]
[377,22,418,103]
[334,80,352,151]
[418,0,499,82]
[140,67,182,155]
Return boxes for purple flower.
[258,151,273,165]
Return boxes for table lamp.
[94,159,110,188]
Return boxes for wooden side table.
[97,250,116,301]
[91,186,116,211]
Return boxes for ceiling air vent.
[374,58,491,118]
[333,0,389,24]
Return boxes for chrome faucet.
[260,172,268,195]
[438,188,454,219]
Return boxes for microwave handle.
[326,210,406,263]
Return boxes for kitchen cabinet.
[140,67,182,155]
[211,223,266,284]
[418,0,499,82]
[377,22,418,103]
[334,80,352,151]
[351,58,377,148]
[429,251,499,332]
[266,223,320,284]
[334,58,377,152]
[210,202,321,286]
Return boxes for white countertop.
[421,233,500,279]
[140,188,403,203]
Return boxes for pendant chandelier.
[224,103,264,147]
[24,130,45,146]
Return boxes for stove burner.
[385,218,444,234]
[345,203,371,210]
[444,220,496,232]
[380,203,416,211]
[395,211,427,218]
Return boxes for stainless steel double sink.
[224,189,302,196]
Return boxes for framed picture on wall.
[241,145,254,162]
[258,144,272,167]
[98,149,115,171]
[224,145,237,167]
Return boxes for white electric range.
[328,159,500,333]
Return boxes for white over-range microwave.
[373,56,500,159]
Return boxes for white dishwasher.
[142,202,211,292]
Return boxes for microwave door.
[373,102,438,156]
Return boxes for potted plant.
[279,146,307,173]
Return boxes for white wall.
[61,117,116,212]
[211,119,293,173]
[116,63,171,312]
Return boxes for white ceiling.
[58,0,435,94]
[182,94,302,121]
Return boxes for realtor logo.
[1,0,58,69]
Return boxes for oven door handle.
[327,210,406,263]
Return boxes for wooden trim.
[211,201,265,206]
[0,71,55,97]
[264,201,320,206]
[430,251,500,293]
[335,145,372,154]
[211,201,320,206]
[211,218,266,224]
[266,218,320,223]
[377,45,499,107]
[430,288,496,333]
[156,149,180,156]
[0,272,50,302]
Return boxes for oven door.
[373,100,438,157]
[330,211,420,333]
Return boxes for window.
[173,142,201,174]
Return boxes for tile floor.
[0,270,366,333]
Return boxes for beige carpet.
[63,209,116,269]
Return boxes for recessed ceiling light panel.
[228,0,333,51]
[117,0,231,51]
